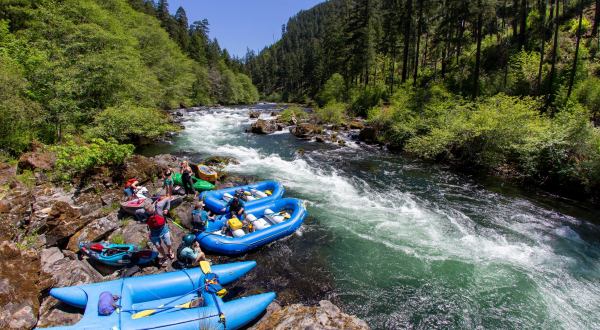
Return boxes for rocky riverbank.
[0,149,369,329]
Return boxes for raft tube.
[120,197,147,216]
[173,172,215,192]
[37,261,275,330]
[200,180,285,214]
[192,163,218,182]
[197,198,307,255]
[79,242,158,267]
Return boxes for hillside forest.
[245,0,600,202]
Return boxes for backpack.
[191,210,206,231]
[125,178,137,188]
[147,214,165,230]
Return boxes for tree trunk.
[413,0,423,85]
[402,0,413,83]
[567,0,584,99]
[474,1,483,99]
[593,0,600,37]
[519,0,528,46]
[546,0,560,108]
[513,0,519,38]
[537,0,548,93]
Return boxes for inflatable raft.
[200,180,285,214]
[120,196,183,216]
[197,198,307,255]
[173,172,215,192]
[37,261,275,330]
[192,163,218,182]
[79,242,158,267]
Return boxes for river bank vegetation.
[0,0,258,158]
[245,0,600,202]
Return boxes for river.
[142,104,600,329]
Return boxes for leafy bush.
[575,77,600,121]
[279,106,309,124]
[349,84,387,117]
[51,137,134,181]
[87,104,177,143]
[316,102,346,125]
[318,73,345,105]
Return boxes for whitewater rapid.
[171,106,600,329]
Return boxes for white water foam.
[179,107,600,329]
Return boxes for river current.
[142,105,600,329]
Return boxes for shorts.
[123,187,134,197]
[150,226,172,246]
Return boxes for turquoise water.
[143,105,600,329]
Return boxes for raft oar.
[130,261,212,319]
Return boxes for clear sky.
[168,0,325,58]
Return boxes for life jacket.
[191,210,206,231]
[125,178,137,188]
[204,273,227,297]
[147,214,165,230]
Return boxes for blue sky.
[168,0,325,58]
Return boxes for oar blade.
[131,309,156,319]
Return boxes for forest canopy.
[0,0,258,155]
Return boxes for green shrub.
[111,233,125,245]
[87,104,177,143]
[318,73,346,105]
[51,137,134,181]
[349,84,387,117]
[316,102,347,125]
[279,106,309,124]
[575,77,600,121]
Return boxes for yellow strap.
[200,260,211,274]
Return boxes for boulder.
[108,220,149,248]
[250,300,370,330]
[37,297,82,329]
[358,127,378,144]
[290,123,323,139]
[315,135,326,143]
[250,119,278,134]
[41,248,103,288]
[0,242,50,330]
[66,213,119,252]
[17,150,56,173]
[123,155,164,185]
[173,202,194,230]
[249,111,260,119]
[44,201,86,247]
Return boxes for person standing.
[180,161,195,196]
[144,203,174,262]
[163,169,174,197]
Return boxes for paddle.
[130,261,212,319]
[131,299,202,319]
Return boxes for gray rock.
[250,119,278,134]
[66,213,119,252]
[37,297,82,329]
[250,300,369,330]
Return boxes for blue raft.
[79,242,158,267]
[197,198,307,255]
[38,261,276,330]
[200,180,285,214]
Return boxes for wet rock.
[251,300,370,330]
[358,127,378,144]
[0,242,50,330]
[66,213,119,252]
[203,156,240,166]
[249,111,260,118]
[17,150,56,173]
[44,201,86,247]
[250,119,278,134]
[315,135,326,143]
[290,123,323,139]
[270,111,279,117]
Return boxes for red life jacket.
[125,178,137,188]
[147,214,165,230]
